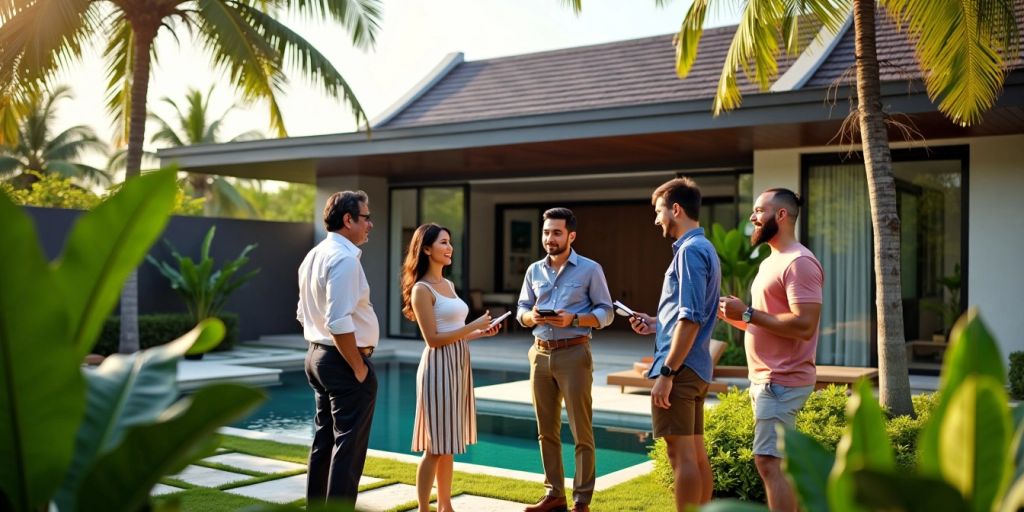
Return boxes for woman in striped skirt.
[401,223,499,512]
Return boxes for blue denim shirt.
[516,249,614,340]
[648,227,721,383]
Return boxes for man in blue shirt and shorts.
[629,178,721,511]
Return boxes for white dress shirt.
[297,232,379,347]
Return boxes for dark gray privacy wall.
[26,207,313,341]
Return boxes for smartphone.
[536,309,559,317]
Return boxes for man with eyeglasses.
[297,190,379,507]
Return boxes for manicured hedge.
[93,312,239,356]
[650,385,938,502]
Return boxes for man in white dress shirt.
[297,190,379,506]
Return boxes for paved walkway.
[151,449,530,511]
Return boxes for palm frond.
[880,0,1019,126]
[675,0,711,78]
[43,131,107,162]
[195,0,289,135]
[559,0,582,15]
[283,0,381,49]
[711,0,787,114]
[104,14,134,147]
[229,129,264,142]
[233,1,371,130]
[0,0,99,85]
[43,124,102,154]
[210,176,257,218]
[0,155,25,177]
[148,111,186,147]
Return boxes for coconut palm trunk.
[853,0,913,416]
[117,20,159,354]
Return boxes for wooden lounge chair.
[607,339,730,393]
[607,341,879,393]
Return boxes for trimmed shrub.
[649,385,937,502]
[93,312,239,356]
[1009,351,1024,400]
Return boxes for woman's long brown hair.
[401,223,451,321]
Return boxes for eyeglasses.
[357,213,372,222]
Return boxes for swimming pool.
[234,361,653,475]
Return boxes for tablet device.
[536,309,559,317]
[489,311,512,329]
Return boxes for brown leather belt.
[535,335,589,350]
[357,346,374,358]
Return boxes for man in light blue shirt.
[629,178,720,511]
[516,207,613,512]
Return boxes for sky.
[48,0,739,170]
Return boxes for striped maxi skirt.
[411,339,477,455]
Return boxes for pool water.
[234,362,653,475]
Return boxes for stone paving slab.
[355,483,418,512]
[172,465,251,487]
[204,452,306,473]
[226,474,387,504]
[150,483,183,497]
[449,494,528,511]
[226,474,305,504]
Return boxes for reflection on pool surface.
[234,362,653,475]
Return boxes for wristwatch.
[742,306,755,323]
[571,313,580,327]
[659,364,679,378]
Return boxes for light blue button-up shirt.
[648,227,721,383]
[516,249,614,340]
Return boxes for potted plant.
[147,226,259,358]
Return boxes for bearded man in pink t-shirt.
[718,188,823,512]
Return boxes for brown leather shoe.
[523,495,568,512]
[571,503,590,512]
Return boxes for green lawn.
[153,435,674,511]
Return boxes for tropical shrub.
[0,170,265,512]
[702,310,1023,511]
[94,312,239,356]
[0,171,101,209]
[652,385,936,502]
[1009,351,1024,400]
[146,226,258,350]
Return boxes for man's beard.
[545,241,568,256]
[751,216,779,246]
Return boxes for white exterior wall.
[968,135,1024,357]
[752,134,1024,361]
[315,175,389,330]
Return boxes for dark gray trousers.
[304,343,377,506]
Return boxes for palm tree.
[0,0,381,354]
[0,85,110,187]
[568,0,1017,415]
[150,86,262,218]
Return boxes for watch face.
[660,365,673,377]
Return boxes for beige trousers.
[528,342,595,504]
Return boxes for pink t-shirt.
[745,243,823,386]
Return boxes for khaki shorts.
[749,382,813,457]
[652,366,709,437]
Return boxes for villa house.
[159,9,1024,370]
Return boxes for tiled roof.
[807,2,1024,88]
[381,6,1023,129]
[381,24,811,129]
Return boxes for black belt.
[312,343,374,358]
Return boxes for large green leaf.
[53,169,177,358]
[1001,473,1024,512]
[920,309,1005,475]
[55,320,225,511]
[828,379,895,512]
[939,376,1012,512]
[76,383,265,512]
[851,468,970,512]
[0,190,83,511]
[781,427,835,512]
